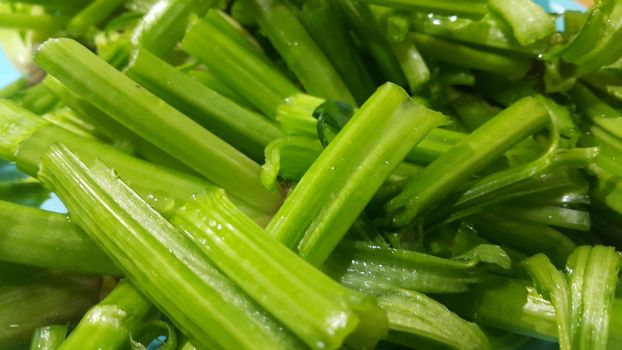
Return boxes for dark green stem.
[67,0,125,36]
[0,200,120,275]
[0,268,100,350]
[300,0,375,103]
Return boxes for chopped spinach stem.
[1,1,622,349]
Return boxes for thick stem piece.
[566,246,620,350]
[268,83,448,265]
[38,145,303,350]
[324,240,500,295]
[43,76,193,172]
[0,100,230,219]
[34,38,282,214]
[0,14,68,32]
[300,0,375,103]
[440,277,622,348]
[174,190,388,350]
[488,0,555,46]
[378,289,490,350]
[523,254,571,350]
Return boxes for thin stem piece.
[58,281,156,350]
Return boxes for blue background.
[0,46,20,87]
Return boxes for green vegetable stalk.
[38,144,304,349]
[34,38,283,214]
[488,0,555,46]
[182,18,300,117]
[0,268,101,350]
[299,0,376,103]
[267,82,448,265]
[0,100,273,221]
[0,200,120,275]
[566,246,620,350]
[378,289,490,350]
[131,0,215,58]
[387,96,550,227]
[350,0,488,17]
[43,76,191,171]
[240,0,356,104]
[126,48,283,163]
[559,0,622,72]
[523,254,571,350]
[411,33,532,80]
[173,190,388,350]
[325,240,510,294]
[66,0,125,36]
[58,281,156,350]
[29,325,68,350]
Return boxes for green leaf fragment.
[260,136,322,190]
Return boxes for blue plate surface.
[0,46,21,87]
